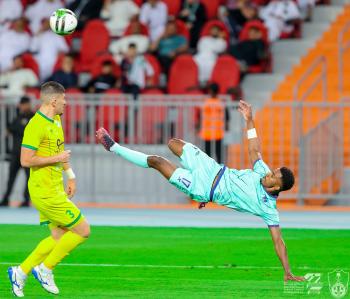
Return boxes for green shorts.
[169,143,222,202]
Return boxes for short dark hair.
[128,43,137,49]
[41,81,65,95]
[19,96,31,104]
[280,167,295,191]
[208,83,219,96]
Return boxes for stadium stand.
[168,54,199,94]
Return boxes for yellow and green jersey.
[22,111,65,199]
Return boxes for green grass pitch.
[0,225,349,298]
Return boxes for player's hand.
[238,100,253,121]
[56,150,71,163]
[65,179,76,199]
[284,272,305,282]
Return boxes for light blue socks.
[110,143,149,168]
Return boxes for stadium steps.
[228,4,349,205]
[241,4,344,106]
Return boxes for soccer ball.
[50,8,77,36]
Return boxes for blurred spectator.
[0,18,31,72]
[139,0,168,42]
[0,0,23,25]
[30,19,69,81]
[121,43,154,99]
[85,61,119,93]
[25,0,62,34]
[101,0,140,36]
[0,56,38,97]
[221,0,258,40]
[199,83,224,164]
[179,0,207,48]
[68,0,104,30]
[229,26,267,73]
[259,0,301,42]
[151,20,188,74]
[297,0,316,21]
[48,54,78,89]
[194,25,227,84]
[0,96,34,207]
[110,19,150,59]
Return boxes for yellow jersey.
[22,111,65,199]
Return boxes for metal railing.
[292,55,328,147]
[299,109,344,203]
[0,95,348,204]
[338,20,350,97]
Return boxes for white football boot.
[32,264,59,295]
[7,266,27,297]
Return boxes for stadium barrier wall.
[0,94,349,205]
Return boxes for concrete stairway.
[241,1,347,109]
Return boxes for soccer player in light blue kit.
[96,100,305,282]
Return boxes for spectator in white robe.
[101,0,140,36]
[0,18,31,72]
[25,0,61,34]
[259,0,301,42]
[139,0,168,42]
[30,19,69,81]
[0,55,38,97]
[194,25,227,84]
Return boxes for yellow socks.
[20,236,57,274]
[43,231,86,270]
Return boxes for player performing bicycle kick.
[96,100,305,282]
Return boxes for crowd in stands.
[0,0,323,100]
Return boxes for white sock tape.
[247,128,257,139]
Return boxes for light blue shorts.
[169,143,222,202]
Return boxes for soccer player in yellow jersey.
[7,82,90,297]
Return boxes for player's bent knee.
[168,138,186,156]
[147,155,165,169]
[51,227,68,241]
[71,220,91,238]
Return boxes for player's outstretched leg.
[96,127,178,179]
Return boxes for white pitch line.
[0,262,322,270]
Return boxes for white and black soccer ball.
[50,8,77,36]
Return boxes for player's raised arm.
[237,100,262,166]
[21,147,71,168]
[269,226,305,282]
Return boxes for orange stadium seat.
[210,55,240,93]
[80,20,110,72]
[144,54,161,86]
[239,20,269,44]
[162,0,181,16]
[175,19,190,42]
[89,53,121,79]
[139,89,166,143]
[21,53,39,78]
[96,96,128,142]
[168,55,199,94]
[239,20,271,73]
[64,89,85,143]
[200,0,220,19]
[200,20,230,44]
[123,21,149,36]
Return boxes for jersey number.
[66,210,75,219]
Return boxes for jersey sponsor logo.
[57,139,64,150]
